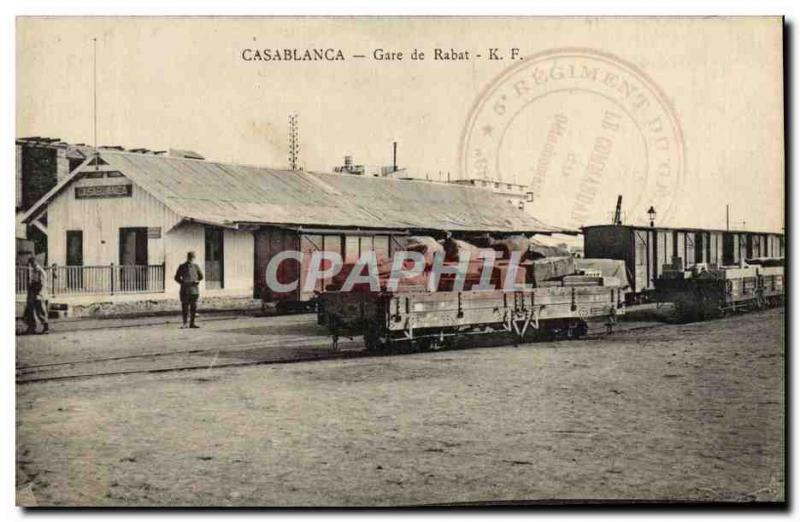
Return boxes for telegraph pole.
[93,37,98,171]
[726,204,729,231]
[288,113,299,171]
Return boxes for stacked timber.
[322,236,623,293]
[402,236,444,265]
[440,238,486,291]
[526,256,577,285]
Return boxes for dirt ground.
[16,309,784,506]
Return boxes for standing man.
[174,251,203,329]
[23,256,49,335]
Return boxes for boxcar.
[253,226,408,312]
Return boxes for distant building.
[15,137,96,260]
[332,155,405,178]
[451,178,533,210]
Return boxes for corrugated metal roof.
[28,151,573,234]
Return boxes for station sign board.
[75,184,133,199]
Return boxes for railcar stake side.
[319,282,626,353]
[655,259,784,322]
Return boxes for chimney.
[393,141,398,172]
[55,147,70,182]
[344,155,353,169]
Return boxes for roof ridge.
[102,150,506,194]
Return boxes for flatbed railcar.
[654,261,784,322]
[319,283,625,353]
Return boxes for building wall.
[46,174,254,298]
[47,175,180,267]
[163,223,254,296]
[223,228,255,293]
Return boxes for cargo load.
[318,237,627,352]
[482,235,570,261]
[575,258,631,291]
[527,256,577,285]
[745,257,785,267]
[529,238,571,259]
[442,238,484,262]
[400,236,444,265]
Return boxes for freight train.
[317,236,628,353]
[583,224,785,303]
[261,221,784,335]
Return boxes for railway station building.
[20,148,569,308]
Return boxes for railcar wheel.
[415,338,433,352]
[566,321,585,340]
[413,337,446,352]
[363,327,387,354]
[574,321,589,339]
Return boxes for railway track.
[16,350,365,385]
[16,320,666,385]
[15,335,364,384]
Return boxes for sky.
[16,16,785,232]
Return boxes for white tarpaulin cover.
[575,258,631,291]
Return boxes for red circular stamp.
[459,48,686,228]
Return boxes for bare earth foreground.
[16,309,784,506]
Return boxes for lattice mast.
[288,113,300,171]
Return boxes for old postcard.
[14,16,784,506]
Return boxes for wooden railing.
[16,264,166,297]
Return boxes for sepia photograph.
[12,13,786,508]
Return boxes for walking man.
[174,251,204,329]
[23,256,49,335]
